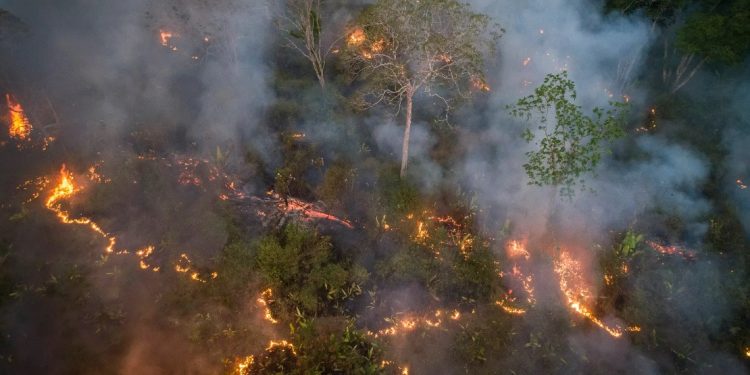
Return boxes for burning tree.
[344,0,501,178]
[508,71,628,198]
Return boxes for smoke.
[0,0,277,373]
[1,0,748,373]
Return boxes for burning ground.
[0,0,749,374]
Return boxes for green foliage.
[316,163,357,209]
[255,224,366,317]
[293,318,395,374]
[508,71,628,197]
[247,318,396,374]
[677,1,750,64]
[605,0,688,25]
[618,230,644,258]
[212,237,256,308]
[378,167,420,215]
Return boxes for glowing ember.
[554,251,624,338]
[646,240,696,261]
[6,94,32,142]
[257,288,279,324]
[254,191,354,229]
[16,176,50,205]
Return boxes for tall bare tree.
[344,0,501,178]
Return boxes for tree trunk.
[400,85,414,178]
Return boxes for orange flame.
[159,29,178,51]
[506,239,530,260]
[233,355,254,375]
[471,77,491,92]
[257,288,279,324]
[347,28,366,46]
[6,94,32,141]
[554,251,623,338]
[266,339,296,355]
[45,165,118,254]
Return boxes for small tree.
[272,0,342,88]
[344,0,501,178]
[508,71,628,198]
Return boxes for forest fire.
[554,251,624,338]
[5,93,32,142]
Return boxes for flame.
[522,57,532,67]
[506,239,530,260]
[471,77,491,92]
[266,339,296,355]
[347,28,366,46]
[45,165,118,254]
[159,29,178,51]
[745,347,750,358]
[497,304,526,315]
[369,308,464,337]
[554,251,623,338]
[257,288,279,324]
[232,355,254,375]
[136,245,156,270]
[371,39,385,54]
[6,94,32,142]
[415,221,428,242]
[496,239,535,313]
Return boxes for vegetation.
[343,0,502,177]
[508,71,628,197]
[0,1,749,374]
